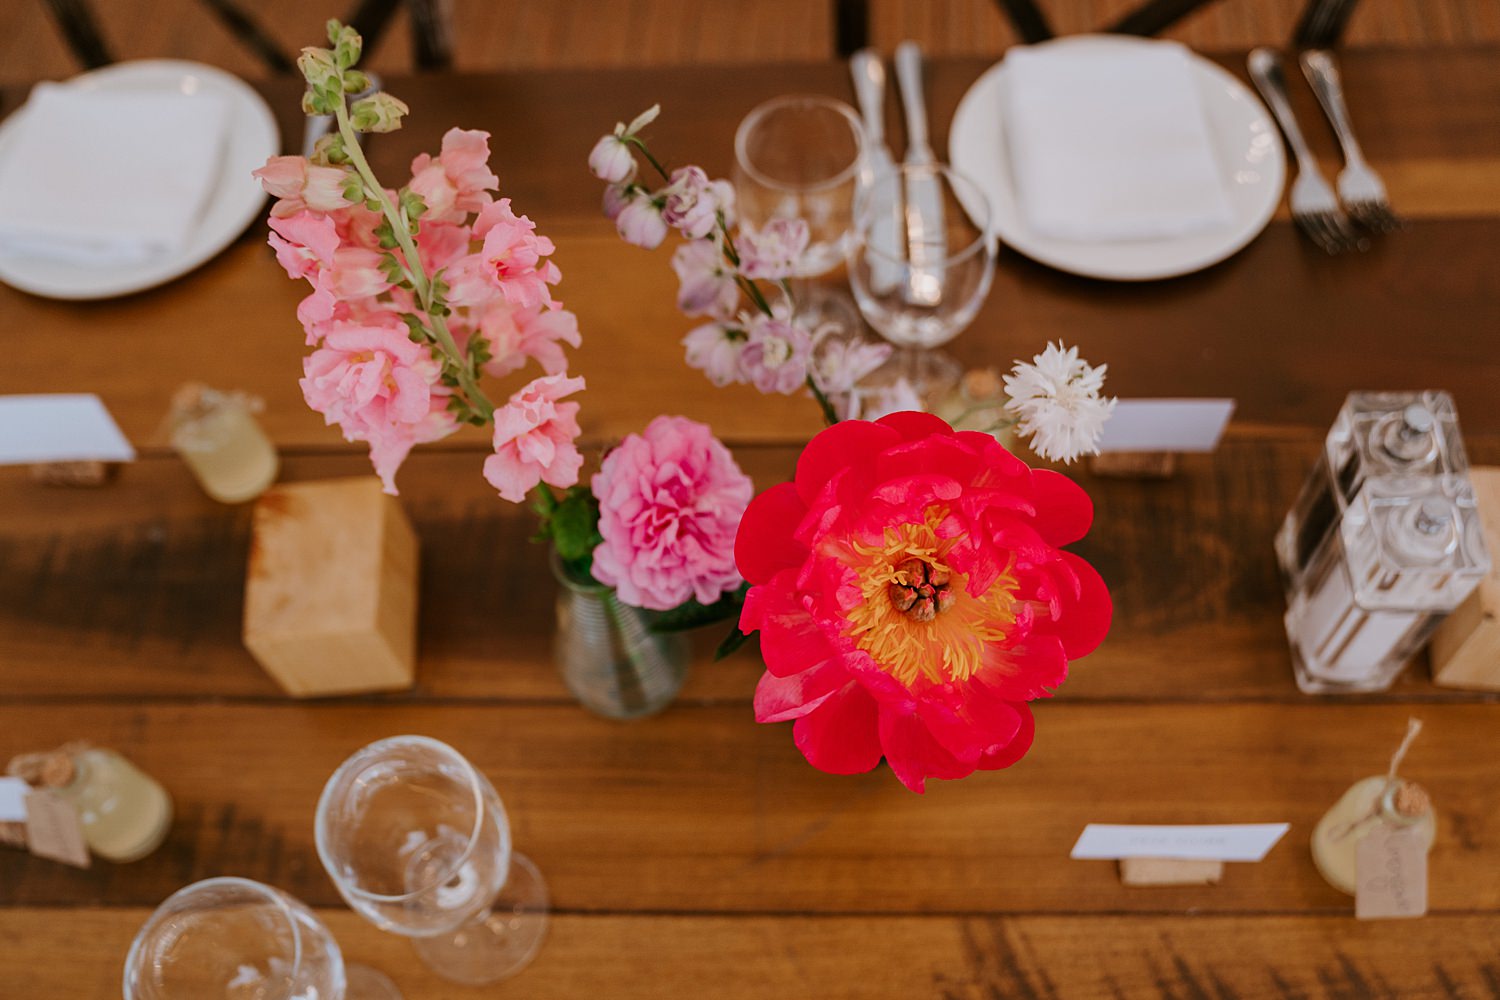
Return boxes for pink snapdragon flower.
[737,218,810,280]
[590,415,752,611]
[682,322,745,388]
[267,211,340,281]
[476,198,561,309]
[615,192,669,250]
[299,320,453,493]
[475,300,582,378]
[671,239,739,319]
[484,374,587,503]
[253,156,353,217]
[660,166,734,240]
[738,314,812,394]
[409,128,499,224]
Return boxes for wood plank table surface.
[1,49,1498,998]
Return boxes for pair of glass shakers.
[122,736,548,998]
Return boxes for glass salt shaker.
[1276,391,1490,693]
[9,745,173,863]
[1311,776,1435,895]
[166,382,280,504]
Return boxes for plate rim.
[948,35,1286,282]
[0,58,280,301]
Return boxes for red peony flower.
[735,411,1111,792]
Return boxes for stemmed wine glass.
[315,735,549,986]
[123,877,402,999]
[848,163,996,403]
[733,94,865,329]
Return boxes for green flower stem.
[627,136,672,183]
[806,376,838,426]
[332,94,494,421]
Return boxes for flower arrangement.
[256,22,753,635]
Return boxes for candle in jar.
[32,748,173,863]
[167,383,279,504]
[1310,776,1435,895]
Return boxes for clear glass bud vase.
[551,554,689,719]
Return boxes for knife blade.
[850,48,901,296]
[893,40,945,306]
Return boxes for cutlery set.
[1249,47,1400,255]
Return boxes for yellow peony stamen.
[841,507,1019,687]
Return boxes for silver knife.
[850,49,901,295]
[893,40,945,306]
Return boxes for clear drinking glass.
[849,164,996,402]
[315,736,549,986]
[123,877,401,999]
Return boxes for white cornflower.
[1003,341,1115,464]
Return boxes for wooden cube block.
[1088,451,1178,479]
[243,477,418,697]
[1430,467,1500,691]
[1119,857,1224,886]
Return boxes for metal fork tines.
[1247,48,1366,255]
[1300,50,1402,233]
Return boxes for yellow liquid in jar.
[174,400,279,504]
[62,750,173,863]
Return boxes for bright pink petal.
[735,481,809,585]
[976,702,1035,771]
[792,684,883,775]
[1030,469,1094,546]
[875,410,952,441]
[794,420,901,505]
[1052,551,1111,659]
[754,658,847,723]
[876,704,973,793]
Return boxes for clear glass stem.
[408,852,549,985]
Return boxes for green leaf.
[650,583,749,633]
[715,626,754,661]
[549,489,602,563]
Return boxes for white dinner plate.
[949,35,1285,282]
[0,59,279,300]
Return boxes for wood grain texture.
[1,702,1498,913]
[6,908,1500,999]
[4,437,1499,704]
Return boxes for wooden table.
[2,50,1499,998]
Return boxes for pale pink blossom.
[614,193,668,250]
[670,239,739,319]
[602,183,632,222]
[253,155,353,217]
[738,314,812,394]
[682,322,745,388]
[588,135,636,184]
[409,128,498,223]
[299,320,451,493]
[329,203,384,251]
[737,218,810,280]
[476,300,582,378]
[415,220,471,273]
[810,335,892,395]
[324,247,392,301]
[267,211,340,281]
[483,374,587,503]
[660,166,734,240]
[590,415,752,611]
[474,198,561,309]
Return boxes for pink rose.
[409,128,498,224]
[615,193,668,250]
[590,415,752,611]
[737,218,810,280]
[483,374,587,503]
[299,320,452,493]
[253,155,353,217]
[660,166,733,240]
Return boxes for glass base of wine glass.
[790,281,861,338]
[411,852,550,985]
[345,963,404,999]
[864,347,964,411]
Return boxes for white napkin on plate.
[1003,40,1234,243]
[0,82,228,265]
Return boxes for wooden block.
[1430,467,1500,691]
[1119,857,1224,886]
[28,461,118,487]
[243,477,418,697]
[1088,452,1178,479]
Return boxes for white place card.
[0,777,30,822]
[1070,823,1289,862]
[1096,398,1235,454]
[0,393,135,464]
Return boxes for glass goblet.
[122,876,401,999]
[849,163,996,403]
[315,735,549,986]
[734,94,865,331]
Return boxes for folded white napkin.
[1004,40,1234,243]
[0,82,228,265]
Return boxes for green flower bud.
[349,93,409,134]
[296,46,338,88]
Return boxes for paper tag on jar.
[1355,825,1427,919]
[23,790,90,869]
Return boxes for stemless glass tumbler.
[315,736,549,986]
[849,163,996,401]
[123,877,401,999]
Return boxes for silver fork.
[1247,48,1366,255]
[1300,50,1402,232]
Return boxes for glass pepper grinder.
[166,382,280,504]
[7,743,173,863]
[1310,719,1435,895]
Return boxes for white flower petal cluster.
[1002,341,1115,464]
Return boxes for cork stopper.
[1393,781,1431,818]
[6,743,86,788]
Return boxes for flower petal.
[1029,468,1093,546]
[792,683,884,775]
[875,410,952,442]
[794,420,901,505]
[877,704,974,793]
[754,658,846,723]
[1052,551,1112,660]
[741,577,841,679]
[735,481,809,585]
[976,701,1035,771]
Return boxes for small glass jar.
[1310,776,1436,895]
[166,383,279,504]
[11,746,173,863]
